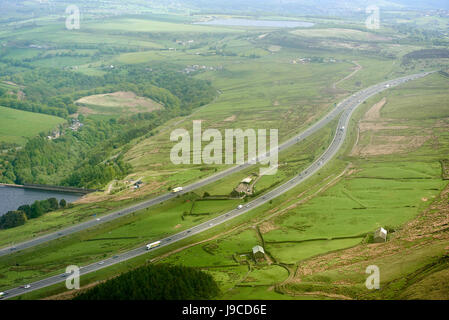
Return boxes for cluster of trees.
[0,57,34,72]
[21,51,91,63]
[0,141,19,151]
[402,49,449,64]
[101,64,216,110]
[0,95,70,118]
[0,62,216,119]
[64,158,131,189]
[74,264,220,300]
[0,61,216,188]
[1,118,129,186]
[0,211,27,229]
[0,104,186,188]
[0,197,67,230]
[394,24,449,46]
[72,83,181,111]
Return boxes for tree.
[30,201,44,219]
[17,204,32,219]
[59,199,67,208]
[39,199,51,213]
[230,190,240,198]
[48,198,59,211]
[0,211,27,229]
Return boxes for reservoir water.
[195,18,314,28]
[0,185,82,216]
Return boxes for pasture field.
[279,187,449,300]
[0,106,65,145]
[266,238,364,264]
[290,28,389,42]
[0,198,135,248]
[262,162,444,243]
[4,22,165,49]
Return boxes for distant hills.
[1,0,448,20]
[161,0,449,14]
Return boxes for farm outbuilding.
[373,227,388,243]
[252,245,265,260]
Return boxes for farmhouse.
[47,130,61,140]
[241,177,252,184]
[235,176,256,195]
[70,119,83,131]
[373,227,388,243]
[252,245,265,260]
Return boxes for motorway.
[0,71,432,299]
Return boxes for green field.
[0,106,65,145]
[0,8,448,300]
[290,28,388,42]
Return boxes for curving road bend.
[0,71,432,299]
[0,72,408,258]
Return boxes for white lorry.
[146,241,161,250]
[172,187,183,193]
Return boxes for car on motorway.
[0,292,5,298]
[237,205,243,209]
[98,261,105,265]
[23,284,31,289]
